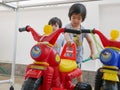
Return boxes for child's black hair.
[48,17,62,28]
[68,3,86,22]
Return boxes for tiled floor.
[0,75,24,90]
[0,75,94,90]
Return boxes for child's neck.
[73,27,80,30]
[71,25,81,30]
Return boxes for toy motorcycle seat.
[59,59,77,72]
[59,43,77,72]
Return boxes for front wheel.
[21,78,36,90]
[21,77,43,90]
[117,75,120,90]
[33,77,43,90]
[102,80,118,90]
[94,68,103,90]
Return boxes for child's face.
[70,13,82,28]
[51,23,59,31]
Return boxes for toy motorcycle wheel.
[33,77,43,90]
[94,68,103,90]
[102,80,118,90]
[118,75,120,90]
[74,82,92,90]
[21,78,36,90]
[21,77,43,90]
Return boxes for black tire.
[21,77,43,90]
[33,77,43,90]
[102,80,118,90]
[10,85,14,90]
[21,78,37,90]
[94,68,103,90]
[74,82,92,90]
[118,75,120,90]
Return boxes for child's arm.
[64,33,73,46]
[86,35,95,59]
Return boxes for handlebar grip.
[81,29,93,33]
[19,26,29,32]
[64,28,81,34]
[64,28,93,34]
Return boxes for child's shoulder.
[81,25,85,29]
[65,23,71,28]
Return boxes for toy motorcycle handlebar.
[19,26,29,32]
[19,25,120,49]
[64,28,93,34]
[19,25,93,34]
[18,25,94,45]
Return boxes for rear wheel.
[94,68,103,90]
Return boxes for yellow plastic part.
[34,61,49,66]
[43,25,53,35]
[110,29,119,41]
[59,59,77,72]
[102,66,119,82]
[103,66,118,70]
[103,73,119,82]
[55,54,61,63]
[30,65,46,70]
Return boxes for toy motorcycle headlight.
[100,48,118,66]
[100,49,112,62]
[31,45,41,58]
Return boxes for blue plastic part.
[100,48,119,67]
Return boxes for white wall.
[16,2,100,70]
[0,0,120,71]
[16,5,70,64]
[99,3,120,39]
[0,10,16,63]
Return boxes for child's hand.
[77,63,81,68]
[90,54,96,60]
[66,40,73,47]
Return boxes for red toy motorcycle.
[19,26,92,90]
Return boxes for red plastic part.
[42,66,54,90]
[26,26,42,42]
[52,88,67,90]
[60,43,76,60]
[30,44,60,66]
[94,29,120,48]
[27,26,64,45]
[25,69,42,79]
